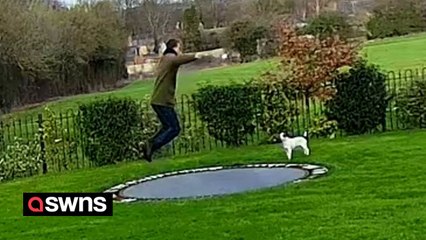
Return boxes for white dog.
[279,131,310,160]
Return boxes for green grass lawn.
[5,60,277,119]
[1,130,425,239]
[363,33,426,72]
[5,33,426,119]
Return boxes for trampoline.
[104,163,328,203]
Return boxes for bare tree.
[139,0,173,48]
[291,0,340,20]
[115,0,138,18]
[215,0,246,26]
[243,0,295,24]
[194,0,229,28]
[116,0,138,9]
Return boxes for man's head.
[165,39,181,55]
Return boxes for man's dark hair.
[166,39,179,49]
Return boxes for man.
[142,39,199,162]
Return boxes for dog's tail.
[303,131,308,139]
[279,132,285,141]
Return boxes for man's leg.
[143,104,181,161]
[150,125,167,143]
[150,105,181,152]
[139,127,165,158]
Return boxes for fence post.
[38,114,47,174]
[0,120,4,150]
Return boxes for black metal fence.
[0,68,425,179]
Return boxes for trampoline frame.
[104,163,328,203]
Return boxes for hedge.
[77,97,144,166]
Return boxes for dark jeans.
[150,104,181,153]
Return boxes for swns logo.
[23,193,113,216]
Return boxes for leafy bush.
[257,97,298,143]
[325,61,389,135]
[200,30,223,51]
[192,84,260,146]
[395,81,426,129]
[224,21,267,62]
[366,1,426,39]
[303,11,352,40]
[257,38,278,59]
[252,60,302,143]
[256,22,279,59]
[0,136,42,182]
[278,23,357,101]
[255,81,299,143]
[308,114,338,139]
[77,97,144,166]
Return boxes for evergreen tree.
[182,5,202,52]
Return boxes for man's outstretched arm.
[171,54,198,66]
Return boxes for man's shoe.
[141,142,153,162]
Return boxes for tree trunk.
[153,29,159,54]
[316,0,320,16]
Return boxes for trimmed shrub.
[308,114,338,139]
[200,30,223,51]
[192,84,260,146]
[77,97,144,166]
[0,136,42,182]
[252,61,303,143]
[256,82,299,143]
[303,11,352,40]
[395,81,426,129]
[224,21,267,62]
[325,61,389,135]
[257,38,278,59]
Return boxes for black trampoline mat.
[120,167,308,199]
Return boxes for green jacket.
[150,54,196,107]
